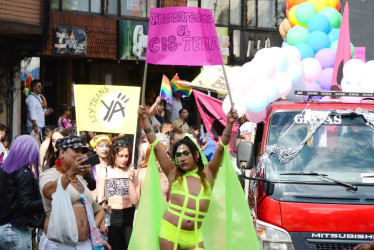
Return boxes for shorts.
[159,219,204,250]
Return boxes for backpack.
[0,167,16,225]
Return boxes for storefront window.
[230,0,241,25]
[121,0,146,17]
[62,0,77,10]
[107,0,118,15]
[147,0,157,17]
[91,0,102,13]
[246,0,256,26]
[51,0,59,9]
[77,0,89,11]
[201,0,229,25]
[258,0,276,28]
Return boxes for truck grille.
[308,242,356,250]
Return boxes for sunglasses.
[114,140,130,147]
[97,144,110,149]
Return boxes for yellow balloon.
[288,5,299,26]
[307,0,329,12]
[328,0,337,8]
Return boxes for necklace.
[53,165,77,183]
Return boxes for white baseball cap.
[240,122,254,136]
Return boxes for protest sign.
[145,7,224,66]
[74,84,140,134]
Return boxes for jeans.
[0,223,32,250]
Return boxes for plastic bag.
[47,177,78,244]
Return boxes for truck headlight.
[256,220,294,250]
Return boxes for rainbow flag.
[171,74,192,97]
[160,75,173,105]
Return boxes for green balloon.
[330,41,355,58]
[319,7,342,29]
[287,26,309,46]
[295,3,318,26]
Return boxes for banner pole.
[221,64,234,107]
[141,63,148,105]
[73,84,80,136]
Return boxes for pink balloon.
[245,109,267,123]
[301,58,322,82]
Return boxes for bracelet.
[223,132,232,138]
[144,127,153,134]
[66,172,75,182]
[219,139,229,148]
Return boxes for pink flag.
[331,2,351,91]
[146,7,224,66]
[193,90,239,148]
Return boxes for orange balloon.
[335,0,341,11]
[286,0,307,6]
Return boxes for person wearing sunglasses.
[97,140,137,250]
[138,105,238,250]
[90,134,112,201]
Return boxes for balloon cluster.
[222,46,301,123]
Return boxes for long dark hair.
[107,140,132,168]
[43,127,69,167]
[172,137,208,190]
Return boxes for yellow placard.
[189,65,231,95]
[74,84,140,134]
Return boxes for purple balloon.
[318,68,334,90]
[315,48,336,69]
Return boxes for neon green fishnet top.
[168,169,212,223]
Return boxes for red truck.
[239,93,374,249]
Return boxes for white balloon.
[262,78,279,102]
[274,72,292,98]
[226,66,245,94]
[281,45,301,62]
[244,86,269,113]
[222,94,247,118]
[270,47,289,72]
[343,59,365,85]
[286,60,304,84]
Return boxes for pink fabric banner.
[354,47,366,62]
[193,90,239,149]
[331,2,351,91]
[146,7,224,66]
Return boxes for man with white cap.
[237,122,255,147]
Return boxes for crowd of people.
[0,81,253,250]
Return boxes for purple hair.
[2,135,40,178]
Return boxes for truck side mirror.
[237,141,255,169]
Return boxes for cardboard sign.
[145,7,223,66]
[74,84,140,134]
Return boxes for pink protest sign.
[145,7,224,66]
[354,47,366,62]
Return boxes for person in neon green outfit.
[138,104,238,250]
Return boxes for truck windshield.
[266,111,374,184]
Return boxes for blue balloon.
[295,43,315,59]
[282,40,289,47]
[308,14,331,34]
[328,28,340,43]
[307,31,331,53]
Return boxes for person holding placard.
[137,104,238,250]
